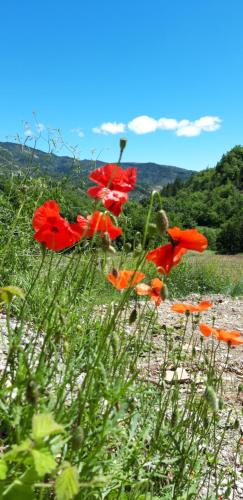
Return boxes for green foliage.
[55,465,80,500]
[158,146,243,253]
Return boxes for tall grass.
[0,144,242,499]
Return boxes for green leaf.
[32,448,56,477]
[0,286,25,304]
[55,466,80,500]
[32,413,64,441]
[0,459,8,480]
[2,467,38,499]
[5,439,32,461]
[2,481,33,500]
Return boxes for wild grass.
[0,146,242,499]
[167,252,243,298]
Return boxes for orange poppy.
[199,323,216,337]
[171,301,213,314]
[107,270,145,290]
[136,278,164,306]
[199,323,243,345]
[214,329,243,346]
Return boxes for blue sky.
[1,0,243,170]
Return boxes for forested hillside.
[158,146,243,252]
[0,145,242,254]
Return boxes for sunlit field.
[0,142,242,499]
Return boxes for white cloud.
[176,116,222,137]
[92,115,222,137]
[176,124,201,137]
[71,128,84,138]
[194,116,221,132]
[128,115,158,134]
[157,118,179,130]
[92,122,126,135]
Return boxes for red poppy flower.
[33,201,83,251]
[32,200,60,231]
[87,187,128,217]
[34,217,82,251]
[136,278,164,306]
[171,301,213,314]
[146,227,208,274]
[76,211,122,240]
[87,164,136,216]
[89,164,136,192]
[146,244,187,275]
[107,270,145,289]
[167,227,208,252]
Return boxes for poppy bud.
[102,232,111,248]
[134,243,143,256]
[160,284,169,300]
[107,245,116,254]
[129,308,137,324]
[233,418,240,430]
[218,397,224,410]
[26,380,39,405]
[100,232,114,252]
[124,242,132,253]
[148,223,157,234]
[204,386,218,412]
[112,268,118,278]
[120,137,127,154]
[155,210,169,233]
[71,427,84,450]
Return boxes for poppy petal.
[135,284,151,296]
[32,200,60,231]
[167,227,208,252]
[107,270,145,289]
[199,323,215,337]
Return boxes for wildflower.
[199,323,243,345]
[167,227,208,253]
[146,227,208,274]
[214,329,243,346]
[146,243,187,274]
[171,301,213,314]
[87,187,128,216]
[32,200,60,231]
[87,163,136,216]
[107,270,145,290]
[136,278,164,306]
[76,211,122,240]
[33,201,82,251]
[199,323,216,337]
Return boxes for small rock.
[165,367,190,383]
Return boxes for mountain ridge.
[0,141,195,194]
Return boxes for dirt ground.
[137,294,243,499]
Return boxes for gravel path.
[0,294,242,498]
[137,294,243,499]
